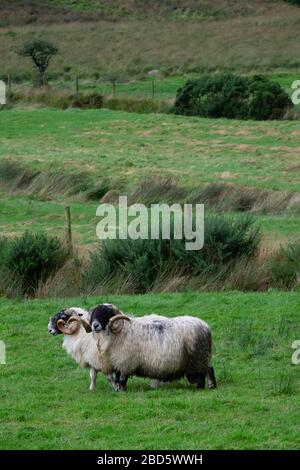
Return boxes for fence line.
[0,74,175,101]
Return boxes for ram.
[73,303,217,392]
[48,307,115,391]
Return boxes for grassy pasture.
[1,109,300,192]
[54,72,300,99]
[0,109,299,247]
[0,193,299,249]
[10,72,299,101]
[0,291,299,450]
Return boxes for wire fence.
[0,72,182,101]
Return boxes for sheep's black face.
[48,309,70,335]
[90,304,119,333]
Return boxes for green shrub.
[3,232,69,296]
[174,73,292,120]
[0,237,11,266]
[270,240,300,289]
[284,0,300,5]
[84,214,260,293]
[171,215,260,273]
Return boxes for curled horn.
[68,316,92,333]
[57,319,79,335]
[108,314,131,334]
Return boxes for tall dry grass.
[1,159,299,215]
[1,2,300,78]
[0,1,289,26]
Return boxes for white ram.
[73,304,217,392]
[48,307,114,391]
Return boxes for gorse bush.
[84,214,260,293]
[174,73,292,120]
[269,240,300,289]
[2,232,69,296]
[171,215,260,272]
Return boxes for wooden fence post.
[75,75,79,95]
[65,206,73,253]
[152,79,155,98]
[7,74,11,94]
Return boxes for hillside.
[0,1,293,25]
[0,109,299,250]
[1,0,300,78]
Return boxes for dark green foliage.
[84,214,260,293]
[0,237,11,265]
[2,232,69,296]
[171,215,260,273]
[270,240,300,289]
[174,73,292,120]
[16,39,58,86]
[284,0,300,5]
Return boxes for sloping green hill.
[0,0,296,25]
[49,0,295,19]
[1,1,300,78]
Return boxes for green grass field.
[65,72,300,99]
[1,109,300,192]
[1,193,299,249]
[0,292,299,450]
[1,109,299,248]
[1,0,300,453]
[12,71,300,101]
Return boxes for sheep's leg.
[115,372,128,392]
[207,366,217,389]
[107,373,118,391]
[196,373,206,390]
[89,368,97,391]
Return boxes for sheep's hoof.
[208,384,217,390]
